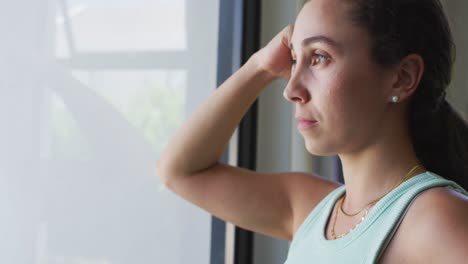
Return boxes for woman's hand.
[253,24,294,80]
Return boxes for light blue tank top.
[284,171,468,263]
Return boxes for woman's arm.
[156,25,339,240]
[156,55,274,181]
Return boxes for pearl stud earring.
[391,96,399,103]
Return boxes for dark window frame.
[212,0,262,264]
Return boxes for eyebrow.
[290,35,342,51]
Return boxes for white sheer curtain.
[0,0,219,263]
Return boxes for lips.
[295,116,317,130]
[295,116,317,123]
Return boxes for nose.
[283,67,311,104]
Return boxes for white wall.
[442,0,468,117]
[254,0,295,261]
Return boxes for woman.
[157,0,468,262]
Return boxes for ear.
[390,54,425,102]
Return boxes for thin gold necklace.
[339,164,423,216]
[330,164,424,240]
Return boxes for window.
[0,0,220,263]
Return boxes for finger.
[286,24,294,42]
[281,24,294,48]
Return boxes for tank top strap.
[366,171,468,263]
[288,184,345,251]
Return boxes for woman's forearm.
[156,54,275,182]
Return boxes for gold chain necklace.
[330,164,424,240]
[339,164,423,217]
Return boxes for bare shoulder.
[394,186,468,263]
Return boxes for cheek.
[318,71,352,123]
[318,69,376,130]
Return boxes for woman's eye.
[291,52,329,70]
[311,53,330,66]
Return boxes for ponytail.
[410,99,468,190]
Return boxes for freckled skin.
[285,0,396,156]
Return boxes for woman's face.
[285,0,396,155]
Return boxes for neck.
[337,121,425,213]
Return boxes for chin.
[304,139,337,157]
